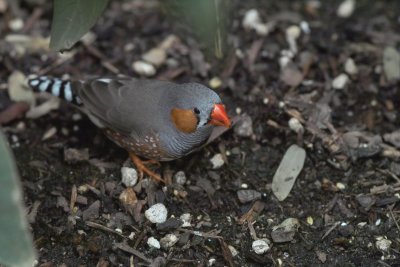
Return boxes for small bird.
[27,76,231,183]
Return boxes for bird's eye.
[194,108,200,114]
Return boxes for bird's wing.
[78,78,173,136]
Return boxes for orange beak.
[209,104,231,128]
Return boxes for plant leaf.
[49,0,109,51]
[272,144,306,201]
[0,130,36,267]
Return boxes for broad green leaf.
[163,0,230,60]
[49,0,109,51]
[0,130,36,267]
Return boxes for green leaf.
[49,0,109,51]
[0,130,36,267]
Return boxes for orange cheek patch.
[171,108,198,134]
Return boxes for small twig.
[376,168,400,183]
[247,220,258,240]
[38,52,76,75]
[83,43,120,74]
[389,205,400,231]
[321,221,340,240]
[177,228,223,239]
[70,184,77,212]
[85,221,124,237]
[114,242,152,264]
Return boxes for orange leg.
[129,153,164,184]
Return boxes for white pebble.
[375,218,381,226]
[242,9,261,30]
[300,21,311,34]
[160,234,178,249]
[336,182,346,190]
[252,239,270,254]
[337,0,355,18]
[357,222,367,228]
[253,23,271,36]
[121,167,138,187]
[180,213,192,227]
[145,203,168,224]
[147,236,160,249]
[208,258,216,266]
[344,58,358,75]
[128,232,135,240]
[288,118,304,134]
[173,171,187,185]
[209,77,222,89]
[9,18,24,31]
[332,73,349,89]
[279,56,291,69]
[376,238,392,253]
[210,153,225,169]
[242,9,271,36]
[132,61,156,76]
[142,48,166,67]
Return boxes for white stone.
[209,77,222,89]
[279,56,291,69]
[228,245,239,257]
[252,239,270,254]
[208,258,216,266]
[132,60,156,76]
[288,118,304,134]
[300,21,311,34]
[242,9,272,36]
[142,48,166,67]
[9,18,24,31]
[180,213,192,227]
[332,73,349,89]
[145,203,168,224]
[173,171,187,185]
[253,23,271,36]
[376,238,392,252]
[337,0,355,18]
[160,234,178,249]
[147,236,160,249]
[210,153,225,169]
[242,9,261,30]
[345,58,358,75]
[357,222,367,228]
[121,167,138,187]
[336,182,346,190]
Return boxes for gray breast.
[160,126,213,159]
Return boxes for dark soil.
[1,0,400,266]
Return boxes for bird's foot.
[129,153,164,184]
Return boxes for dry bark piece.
[82,200,100,221]
[272,144,306,201]
[383,46,400,82]
[64,148,89,163]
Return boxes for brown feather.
[171,108,198,134]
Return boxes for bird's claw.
[129,153,164,184]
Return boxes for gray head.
[166,83,231,134]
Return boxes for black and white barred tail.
[28,76,83,106]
